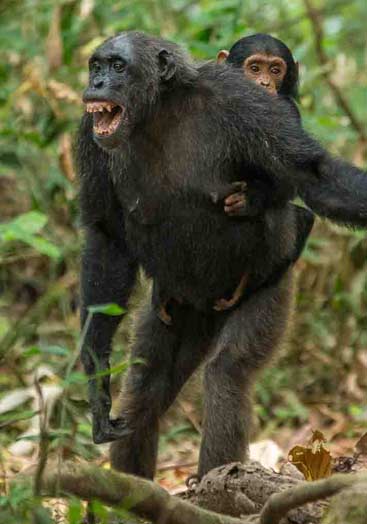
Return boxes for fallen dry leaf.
[288,430,332,481]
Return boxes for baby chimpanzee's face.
[242,53,287,95]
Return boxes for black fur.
[78,31,364,478]
[227,33,299,100]
[226,33,367,227]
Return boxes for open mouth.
[86,101,124,137]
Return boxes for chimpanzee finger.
[210,181,247,203]
[225,200,250,216]
[224,192,246,206]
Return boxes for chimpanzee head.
[83,31,197,150]
[217,33,299,98]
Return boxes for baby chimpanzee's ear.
[217,50,229,63]
[158,49,176,81]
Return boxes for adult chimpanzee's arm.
[227,83,329,201]
[222,82,367,225]
[233,87,367,218]
[298,157,367,228]
[78,114,138,444]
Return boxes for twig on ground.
[157,459,198,472]
[33,379,49,497]
[32,379,50,524]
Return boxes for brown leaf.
[47,79,79,104]
[59,133,76,182]
[46,6,63,70]
[355,432,367,456]
[288,430,332,481]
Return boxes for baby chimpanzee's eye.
[250,64,260,73]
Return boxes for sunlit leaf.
[288,430,332,481]
[0,410,38,425]
[88,303,125,316]
[23,345,69,358]
[1,211,47,236]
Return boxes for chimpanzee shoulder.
[195,62,300,127]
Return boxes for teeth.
[89,102,123,137]
[86,101,117,113]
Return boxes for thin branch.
[157,459,198,473]
[33,380,49,497]
[303,0,367,142]
[260,471,367,524]
[32,379,50,524]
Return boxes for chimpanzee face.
[243,54,287,95]
[83,33,172,150]
[83,35,133,148]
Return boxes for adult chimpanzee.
[78,31,366,480]
[217,33,367,224]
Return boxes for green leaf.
[68,499,83,524]
[88,303,125,316]
[93,359,143,379]
[63,371,88,385]
[22,346,42,358]
[0,212,61,259]
[0,410,38,424]
[26,235,61,259]
[23,345,70,358]
[3,211,47,235]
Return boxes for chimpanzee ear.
[217,50,229,63]
[158,49,176,81]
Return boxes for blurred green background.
[0,0,367,519]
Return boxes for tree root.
[16,461,367,524]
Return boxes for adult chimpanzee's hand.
[92,413,130,444]
[88,381,131,444]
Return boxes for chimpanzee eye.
[271,67,280,75]
[90,61,101,73]
[250,65,260,73]
[113,62,125,73]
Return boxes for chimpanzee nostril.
[93,77,104,89]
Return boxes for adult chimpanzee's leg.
[198,270,294,478]
[110,300,213,479]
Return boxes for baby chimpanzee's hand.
[210,181,248,216]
